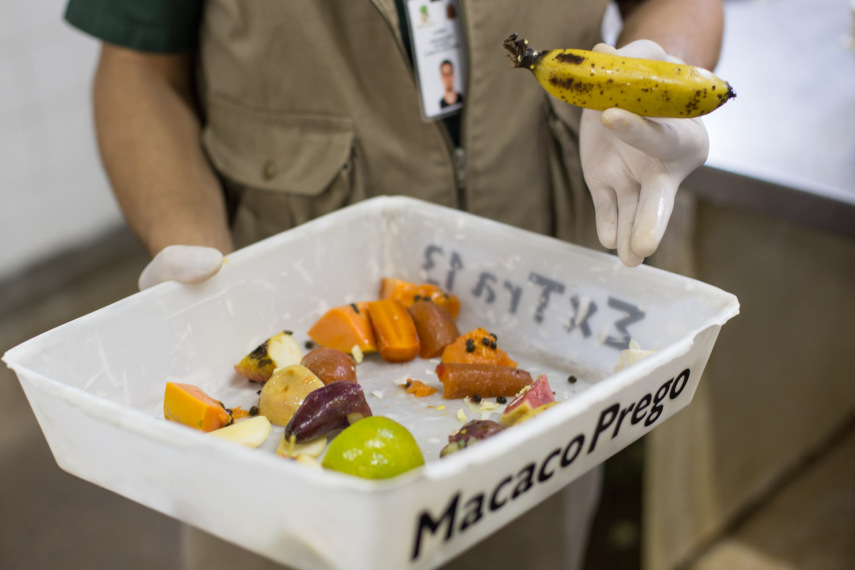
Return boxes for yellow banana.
[503,33,735,118]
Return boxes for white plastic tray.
[4,197,738,569]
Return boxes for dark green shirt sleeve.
[65,0,203,54]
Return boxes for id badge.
[404,0,467,121]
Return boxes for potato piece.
[301,347,357,385]
[257,365,324,426]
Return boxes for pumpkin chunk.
[440,327,518,367]
[380,277,461,319]
[307,302,377,356]
[367,299,420,363]
[402,379,438,397]
[164,382,232,432]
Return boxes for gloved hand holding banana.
[504,34,734,266]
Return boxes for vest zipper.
[373,0,468,210]
[452,146,467,211]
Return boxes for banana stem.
[503,33,543,69]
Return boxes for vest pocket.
[202,95,360,246]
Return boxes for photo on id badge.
[407,0,467,120]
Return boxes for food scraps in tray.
[161,277,563,479]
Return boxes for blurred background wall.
[0,0,123,283]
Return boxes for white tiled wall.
[0,0,123,281]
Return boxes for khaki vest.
[198,0,609,249]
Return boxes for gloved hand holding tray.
[3,197,738,569]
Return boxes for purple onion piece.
[440,419,505,458]
[283,382,372,443]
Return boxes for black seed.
[350,303,359,314]
[249,406,258,416]
[481,337,491,347]
[472,394,482,403]
[465,339,476,352]
[304,340,315,350]
[248,340,269,360]
[568,375,577,384]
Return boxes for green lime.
[322,416,425,479]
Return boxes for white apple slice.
[267,331,303,371]
[209,415,272,448]
[276,433,328,459]
[614,339,656,372]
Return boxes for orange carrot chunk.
[163,382,233,432]
[440,327,518,367]
[435,363,532,399]
[380,277,461,320]
[307,302,377,355]
[366,299,420,363]
[407,299,460,359]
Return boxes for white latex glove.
[138,245,224,290]
[579,40,709,267]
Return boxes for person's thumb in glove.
[138,245,224,290]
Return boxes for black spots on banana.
[683,89,705,116]
[554,51,586,65]
[548,75,595,95]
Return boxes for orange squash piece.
[435,363,532,399]
[366,299,420,363]
[231,406,251,420]
[380,277,461,320]
[163,382,233,432]
[440,327,518,367]
[307,302,378,355]
[402,379,438,397]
